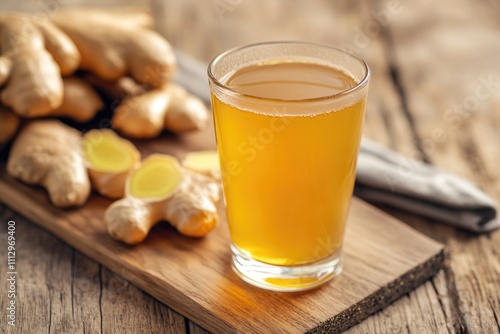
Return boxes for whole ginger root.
[7,120,90,208]
[1,7,217,230]
[0,13,80,117]
[105,154,220,245]
[53,77,103,122]
[50,8,176,87]
[0,8,208,135]
[0,75,102,126]
[86,75,209,138]
[113,83,209,138]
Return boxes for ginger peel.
[7,120,90,208]
[82,129,140,199]
[105,154,220,244]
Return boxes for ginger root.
[0,107,20,145]
[7,120,90,208]
[182,150,221,180]
[105,154,220,244]
[51,8,176,87]
[33,19,80,76]
[0,13,80,117]
[86,75,209,138]
[82,129,140,199]
[51,77,103,122]
[112,83,209,138]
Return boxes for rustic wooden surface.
[0,157,444,333]
[1,0,499,333]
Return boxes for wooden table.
[1,0,499,333]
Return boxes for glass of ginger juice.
[208,42,370,291]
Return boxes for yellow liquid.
[212,62,366,265]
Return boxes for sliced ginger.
[7,120,90,208]
[182,150,221,180]
[82,129,140,199]
[105,154,220,244]
[127,155,183,199]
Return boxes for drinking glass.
[208,42,370,291]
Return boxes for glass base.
[231,244,343,292]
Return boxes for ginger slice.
[7,120,90,208]
[82,129,140,199]
[126,154,183,200]
[182,150,221,180]
[105,154,220,244]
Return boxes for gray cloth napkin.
[356,139,499,232]
[173,50,499,233]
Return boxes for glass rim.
[207,41,370,104]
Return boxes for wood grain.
[382,0,500,332]
[0,124,444,333]
[1,0,499,332]
[0,205,186,334]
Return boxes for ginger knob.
[105,154,220,244]
[7,120,90,208]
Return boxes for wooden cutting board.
[0,123,444,334]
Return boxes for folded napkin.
[173,50,499,233]
[356,139,499,232]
